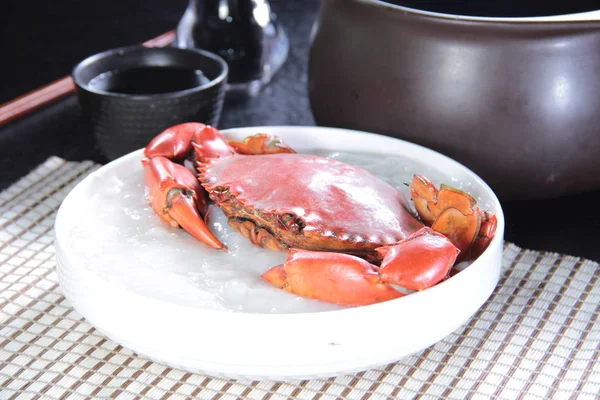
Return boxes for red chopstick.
[0,31,176,128]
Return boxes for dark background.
[2,0,600,262]
[1,0,187,101]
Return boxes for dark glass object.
[176,0,289,97]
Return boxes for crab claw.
[410,175,496,260]
[262,249,404,306]
[227,134,297,155]
[144,122,198,160]
[144,122,233,163]
[142,156,225,250]
[190,124,235,163]
[376,227,459,291]
[262,228,459,306]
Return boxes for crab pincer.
[263,228,459,306]
[142,156,224,249]
[142,123,233,250]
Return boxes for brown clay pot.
[308,0,600,200]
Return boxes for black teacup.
[72,46,228,160]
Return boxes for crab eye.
[212,186,229,194]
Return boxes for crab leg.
[409,175,496,260]
[470,210,498,260]
[262,227,459,306]
[227,134,296,155]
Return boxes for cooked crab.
[142,123,497,306]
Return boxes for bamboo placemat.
[1,157,599,399]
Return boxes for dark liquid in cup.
[88,66,211,95]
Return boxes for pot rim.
[362,0,600,23]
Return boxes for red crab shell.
[198,152,425,258]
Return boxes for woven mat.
[1,157,599,400]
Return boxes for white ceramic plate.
[54,126,504,381]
